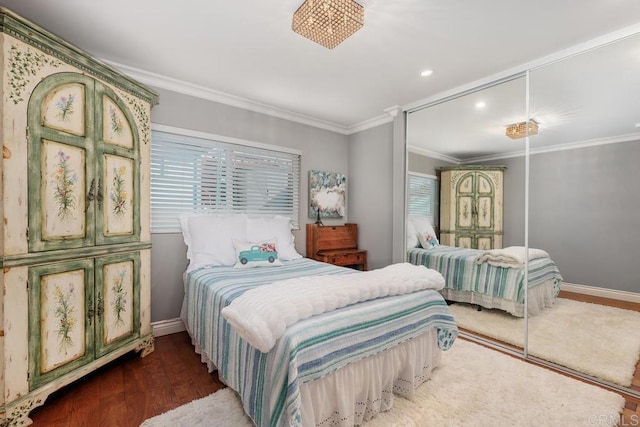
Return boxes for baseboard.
[561,282,640,304]
[152,318,186,337]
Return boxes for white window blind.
[151,128,301,232]
[407,172,438,225]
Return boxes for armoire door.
[94,252,141,358]
[28,259,95,390]
[28,72,141,252]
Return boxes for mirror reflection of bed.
[404,31,640,394]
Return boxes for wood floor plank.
[68,373,101,427]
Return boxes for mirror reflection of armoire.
[439,165,505,250]
[0,8,157,425]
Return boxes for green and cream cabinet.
[439,165,505,250]
[0,8,157,425]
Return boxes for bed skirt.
[440,277,558,317]
[186,327,442,427]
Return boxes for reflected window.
[407,172,438,226]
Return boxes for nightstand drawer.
[327,251,365,265]
[316,249,367,270]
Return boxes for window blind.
[150,128,301,232]
[407,172,438,225]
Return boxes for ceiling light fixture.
[505,119,539,139]
[420,69,434,77]
[292,0,364,49]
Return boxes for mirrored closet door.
[406,75,528,354]
[404,29,640,397]
[526,32,640,392]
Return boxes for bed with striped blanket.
[181,258,458,427]
[407,246,563,316]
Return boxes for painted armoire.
[439,165,505,250]
[0,8,157,425]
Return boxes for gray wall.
[412,141,640,293]
[348,123,394,269]
[150,87,355,322]
[527,141,640,292]
[408,152,454,177]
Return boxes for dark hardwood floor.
[29,311,640,426]
[29,332,225,426]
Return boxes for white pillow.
[233,239,283,269]
[411,216,439,249]
[246,216,302,261]
[406,218,419,249]
[181,213,248,271]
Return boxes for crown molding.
[409,131,640,166]
[104,59,359,135]
[527,132,640,156]
[407,145,461,164]
[347,113,394,134]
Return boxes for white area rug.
[448,298,640,386]
[141,339,624,427]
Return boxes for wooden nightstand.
[306,223,368,271]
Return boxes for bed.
[179,213,459,427]
[407,245,563,317]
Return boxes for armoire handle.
[97,178,103,209]
[97,291,104,321]
[87,295,94,325]
[86,178,96,209]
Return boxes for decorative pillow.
[246,216,302,261]
[180,213,248,271]
[406,218,419,249]
[411,216,439,249]
[233,239,283,268]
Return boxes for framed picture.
[309,170,346,218]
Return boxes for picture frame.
[308,170,346,218]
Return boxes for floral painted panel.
[42,140,86,240]
[477,196,492,228]
[102,261,134,344]
[477,174,493,194]
[103,155,134,236]
[40,269,86,373]
[103,95,133,149]
[457,196,473,228]
[42,83,85,136]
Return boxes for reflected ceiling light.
[421,69,434,77]
[505,119,539,139]
[475,101,486,109]
[292,0,364,49]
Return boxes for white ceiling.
[407,32,640,161]
[3,1,640,137]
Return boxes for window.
[150,125,301,232]
[407,172,438,225]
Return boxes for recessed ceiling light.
[475,101,486,109]
[420,69,434,77]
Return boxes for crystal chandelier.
[292,0,364,49]
[505,120,539,139]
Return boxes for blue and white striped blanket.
[183,258,458,427]
[407,245,563,304]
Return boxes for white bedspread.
[474,246,550,268]
[221,262,445,352]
